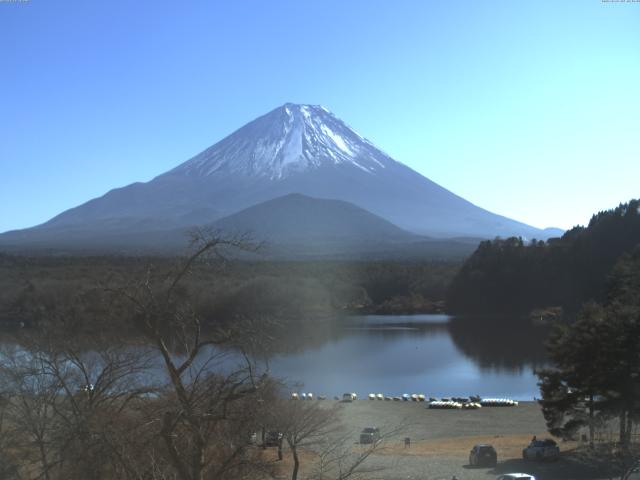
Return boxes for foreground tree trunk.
[291,445,299,480]
[620,411,627,448]
[588,394,594,447]
[37,441,51,480]
[114,232,275,480]
[625,409,633,447]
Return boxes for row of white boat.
[290,393,327,400]
[479,398,519,407]
[427,398,518,409]
[369,393,426,401]
[290,392,519,407]
[429,400,482,409]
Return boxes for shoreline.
[269,400,617,479]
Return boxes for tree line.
[0,254,460,330]
[446,199,640,317]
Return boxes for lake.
[1,314,548,401]
[265,314,549,400]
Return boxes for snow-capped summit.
[169,103,392,179]
[0,103,561,254]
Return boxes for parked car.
[359,427,380,444]
[623,461,640,480]
[522,438,559,461]
[264,431,283,447]
[496,474,536,480]
[469,444,497,467]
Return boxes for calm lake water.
[266,314,548,401]
[2,314,548,401]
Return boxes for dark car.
[264,431,283,447]
[359,427,380,444]
[469,444,497,467]
[522,438,559,461]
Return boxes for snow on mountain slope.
[0,103,561,253]
[168,104,391,179]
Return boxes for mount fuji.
[0,103,559,254]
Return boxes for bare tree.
[3,231,397,480]
[0,333,158,480]
[111,232,277,480]
[0,346,59,480]
[269,399,342,480]
[308,421,405,480]
[308,432,389,480]
[268,398,403,480]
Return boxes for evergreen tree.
[537,247,640,447]
[447,199,640,315]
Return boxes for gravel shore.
[270,400,620,480]
[336,399,546,443]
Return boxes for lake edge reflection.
[267,314,549,400]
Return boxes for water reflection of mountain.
[269,314,452,355]
[274,314,551,373]
[447,316,549,372]
[342,314,450,338]
[268,314,543,399]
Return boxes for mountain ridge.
[212,192,420,243]
[0,103,562,253]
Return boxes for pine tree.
[537,247,640,447]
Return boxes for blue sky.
[1,0,639,233]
